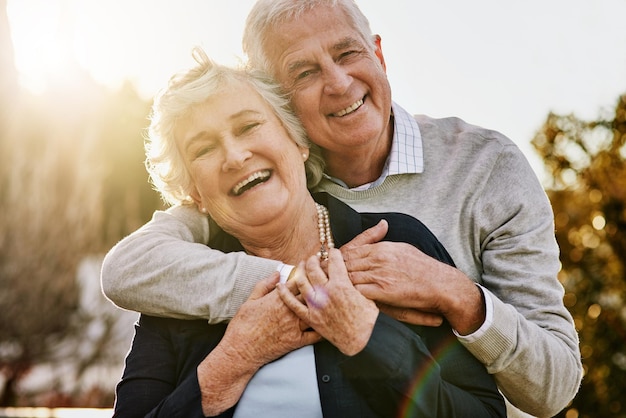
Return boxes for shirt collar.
[323,102,424,189]
[387,101,424,176]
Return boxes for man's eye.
[338,50,359,61]
[296,70,313,80]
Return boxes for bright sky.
[7,0,626,179]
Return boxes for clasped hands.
[226,220,484,366]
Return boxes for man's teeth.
[333,99,364,117]
[232,170,271,196]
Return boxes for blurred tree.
[0,83,162,405]
[95,81,164,247]
[0,2,162,403]
[0,0,16,214]
[532,94,626,418]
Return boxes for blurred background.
[0,1,625,417]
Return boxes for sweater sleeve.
[340,314,506,418]
[101,204,280,322]
[460,143,582,416]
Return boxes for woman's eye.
[238,122,260,135]
[194,145,215,158]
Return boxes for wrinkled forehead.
[175,80,266,131]
[262,7,367,76]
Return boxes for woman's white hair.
[145,47,325,206]
[243,0,376,76]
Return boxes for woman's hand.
[222,271,321,366]
[197,272,321,416]
[277,248,379,356]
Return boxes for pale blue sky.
[8,0,626,178]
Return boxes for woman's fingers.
[249,271,280,300]
[303,256,328,286]
[276,281,308,319]
[279,258,331,316]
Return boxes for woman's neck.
[238,197,322,265]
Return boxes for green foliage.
[532,95,626,418]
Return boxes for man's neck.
[324,121,394,188]
[325,159,383,188]
[324,144,390,188]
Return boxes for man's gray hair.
[243,0,376,76]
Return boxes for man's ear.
[373,34,387,72]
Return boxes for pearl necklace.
[315,203,334,260]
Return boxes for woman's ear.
[189,187,207,213]
[298,146,309,161]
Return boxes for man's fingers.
[378,304,444,327]
[341,245,379,276]
[349,269,377,286]
[341,219,388,251]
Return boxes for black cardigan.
[113,193,505,417]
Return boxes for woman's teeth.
[232,170,271,196]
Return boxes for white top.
[233,346,322,418]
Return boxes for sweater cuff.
[453,284,493,342]
[457,287,518,370]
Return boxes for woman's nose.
[221,142,252,172]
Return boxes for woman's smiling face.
[176,80,309,236]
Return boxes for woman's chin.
[236,192,290,223]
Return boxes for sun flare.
[7,0,78,94]
[6,0,251,99]
[6,0,133,95]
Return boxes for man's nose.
[323,63,351,95]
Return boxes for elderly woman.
[113,48,505,418]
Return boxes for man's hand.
[342,240,485,335]
[375,303,443,327]
[341,219,389,248]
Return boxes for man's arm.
[342,142,582,417]
[101,204,280,321]
[461,143,582,416]
[345,227,580,417]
